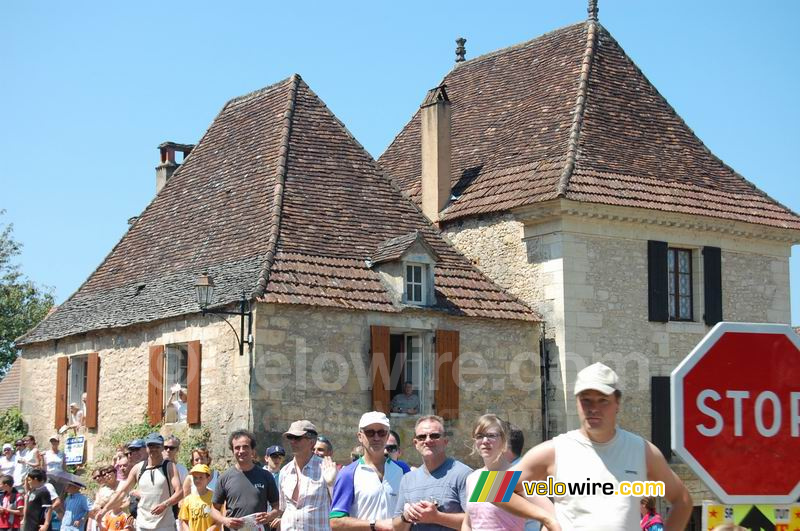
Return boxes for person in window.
[167,385,188,423]
[66,404,85,433]
[390,382,420,415]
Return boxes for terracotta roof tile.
[379,22,800,231]
[20,75,538,345]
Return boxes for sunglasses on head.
[414,432,443,442]
[384,444,398,453]
[361,428,388,438]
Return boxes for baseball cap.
[359,411,390,429]
[284,420,317,437]
[2,444,12,451]
[49,435,59,442]
[68,479,86,489]
[266,445,285,457]
[127,438,145,450]
[574,362,620,396]
[144,433,164,446]
[190,464,211,475]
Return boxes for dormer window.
[405,263,426,304]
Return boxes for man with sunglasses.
[329,412,403,530]
[275,420,330,530]
[392,415,471,530]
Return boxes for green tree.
[0,210,54,376]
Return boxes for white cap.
[2,443,12,451]
[359,411,390,429]
[574,362,620,396]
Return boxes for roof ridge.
[453,22,585,70]
[252,73,301,298]
[557,20,598,196]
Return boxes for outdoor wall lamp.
[194,272,253,356]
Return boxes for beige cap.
[359,411,390,429]
[574,362,620,396]
[284,420,318,437]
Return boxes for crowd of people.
[1,363,701,531]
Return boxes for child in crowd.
[22,469,51,531]
[59,482,89,531]
[0,475,23,531]
[177,465,214,531]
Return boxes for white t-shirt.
[553,428,646,531]
[329,457,403,522]
[45,450,65,473]
[0,455,16,477]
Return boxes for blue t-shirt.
[393,457,472,531]
[330,457,403,521]
[60,493,90,531]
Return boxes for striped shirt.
[278,455,330,531]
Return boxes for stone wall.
[250,303,541,467]
[19,314,250,462]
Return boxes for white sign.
[64,436,85,465]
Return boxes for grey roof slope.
[19,75,538,346]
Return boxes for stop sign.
[671,322,800,504]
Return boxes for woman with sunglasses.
[0,445,15,478]
[463,415,556,531]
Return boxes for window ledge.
[666,321,708,334]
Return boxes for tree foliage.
[0,210,54,376]
[0,406,28,444]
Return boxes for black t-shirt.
[23,486,51,531]
[213,465,279,518]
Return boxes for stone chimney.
[156,142,194,193]
[420,85,452,223]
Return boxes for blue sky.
[2,1,798,325]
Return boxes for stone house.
[378,5,800,503]
[16,75,542,463]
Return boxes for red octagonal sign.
[671,322,800,504]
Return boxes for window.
[164,345,188,422]
[68,356,88,407]
[405,264,425,304]
[668,248,693,321]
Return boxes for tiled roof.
[378,21,800,231]
[0,359,21,411]
[19,76,537,345]
[369,231,438,265]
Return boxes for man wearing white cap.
[329,412,402,530]
[495,362,692,531]
[275,420,331,530]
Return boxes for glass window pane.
[679,273,691,296]
[668,250,675,272]
[407,265,413,279]
[406,282,412,300]
[414,285,422,302]
[678,250,690,273]
[668,271,676,296]
[414,266,422,283]
[679,296,691,320]
[669,295,676,319]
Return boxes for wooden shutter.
[647,240,669,322]
[54,357,69,430]
[703,246,723,326]
[370,326,391,413]
[85,352,100,429]
[435,329,460,420]
[187,341,201,425]
[148,345,165,426]
[651,376,671,461]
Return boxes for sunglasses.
[269,453,284,458]
[414,432,443,442]
[164,446,178,451]
[361,429,388,438]
[285,434,307,441]
[384,444,398,453]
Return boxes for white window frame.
[391,331,433,416]
[164,344,188,414]
[68,356,88,407]
[404,262,426,305]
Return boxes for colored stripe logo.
[469,470,521,502]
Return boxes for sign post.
[671,322,800,504]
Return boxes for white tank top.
[136,462,175,530]
[553,428,646,531]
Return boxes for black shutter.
[647,240,669,322]
[651,376,671,461]
[703,246,723,326]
